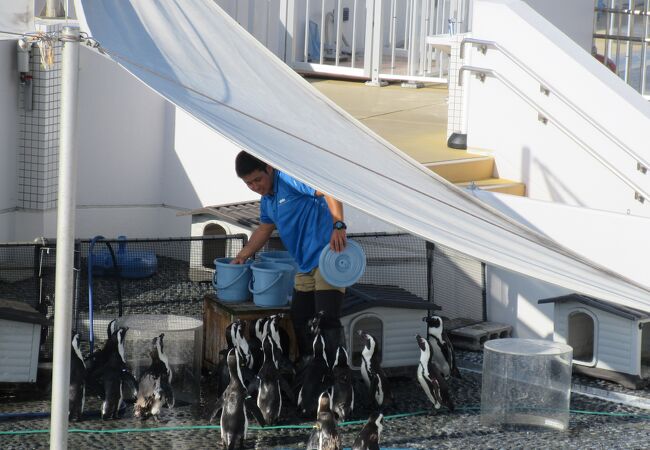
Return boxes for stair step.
[425,156,494,183]
[456,178,526,196]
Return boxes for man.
[232,151,347,363]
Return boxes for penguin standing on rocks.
[101,327,138,420]
[416,334,454,412]
[330,346,354,422]
[256,336,295,425]
[306,392,341,450]
[297,333,330,418]
[351,412,383,450]
[210,349,266,450]
[424,315,461,379]
[358,330,392,410]
[69,332,86,421]
[134,333,174,420]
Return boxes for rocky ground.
[3,364,650,449]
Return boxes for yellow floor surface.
[308,78,482,164]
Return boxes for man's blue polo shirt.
[260,170,332,273]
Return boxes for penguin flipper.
[121,371,139,401]
[245,395,266,427]
[209,397,224,423]
[161,381,175,408]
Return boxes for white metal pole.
[50,25,80,450]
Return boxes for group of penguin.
[69,319,174,422]
[208,312,460,450]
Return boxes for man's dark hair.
[235,151,268,177]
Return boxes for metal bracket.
[635,192,645,204]
[638,162,648,174]
[475,72,486,82]
[539,85,550,96]
[478,44,488,55]
[537,113,548,125]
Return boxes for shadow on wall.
[521,145,586,207]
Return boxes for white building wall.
[522,0,593,52]
[0,39,19,241]
[472,190,650,290]
[486,265,570,339]
[466,0,650,218]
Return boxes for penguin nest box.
[116,314,203,403]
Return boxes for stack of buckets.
[212,251,298,307]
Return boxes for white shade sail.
[74,0,650,310]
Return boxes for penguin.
[216,321,256,397]
[297,333,330,418]
[330,346,354,422]
[134,334,174,420]
[210,349,266,450]
[247,318,267,374]
[69,332,86,421]
[306,392,341,450]
[101,327,138,420]
[256,336,295,425]
[85,318,120,395]
[415,334,455,412]
[423,315,461,379]
[357,330,392,410]
[265,314,295,379]
[351,412,383,450]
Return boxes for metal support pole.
[50,25,80,450]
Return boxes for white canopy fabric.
[75,0,650,310]
[0,1,33,39]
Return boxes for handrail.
[458,65,648,204]
[460,37,650,175]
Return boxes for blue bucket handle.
[248,272,284,295]
[212,265,250,291]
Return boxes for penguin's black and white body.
[247,317,267,373]
[297,333,330,418]
[351,412,383,450]
[265,314,295,379]
[306,392,341,450]
[330,346,354,422]
[85,319,119,395]
[101,327,138,420]
[358,330,391,410]
[424,315,461,379]
[134,333,174,420]
[69,332,86,421]
[256,336,295,425]
[210,349,266,450]
[217,321,256,397]
[416,334,454,412]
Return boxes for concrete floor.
[308,78,480,164]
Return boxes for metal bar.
[616,8,622,80]
[319,0,326,65]
[390,0,396,72]
[404,0,411,49]
[460,38,650,172]
[643,0,650,95]
[50,25,80,450]
[351,0,358,68]
[335,0,343,66]
[458,65,650,203]
[625,0,633,84]
[303,0,309,62]
[593,32,649,42]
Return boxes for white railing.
[459,64,649,204]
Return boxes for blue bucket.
[213,258,253,303]
[259,251,298,299]
[249,262,294,307]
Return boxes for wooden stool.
[202,294,297,371]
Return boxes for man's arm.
[231,223,276,264]
[317,192,347,252]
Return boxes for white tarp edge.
[0,1,34,39]
[74,0,650,311]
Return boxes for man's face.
[241,167,273,196]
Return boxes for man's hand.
[330,228,347,253]
[230,254,248,264]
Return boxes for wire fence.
[0,232,485,362]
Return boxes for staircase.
[425,155,526,196]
